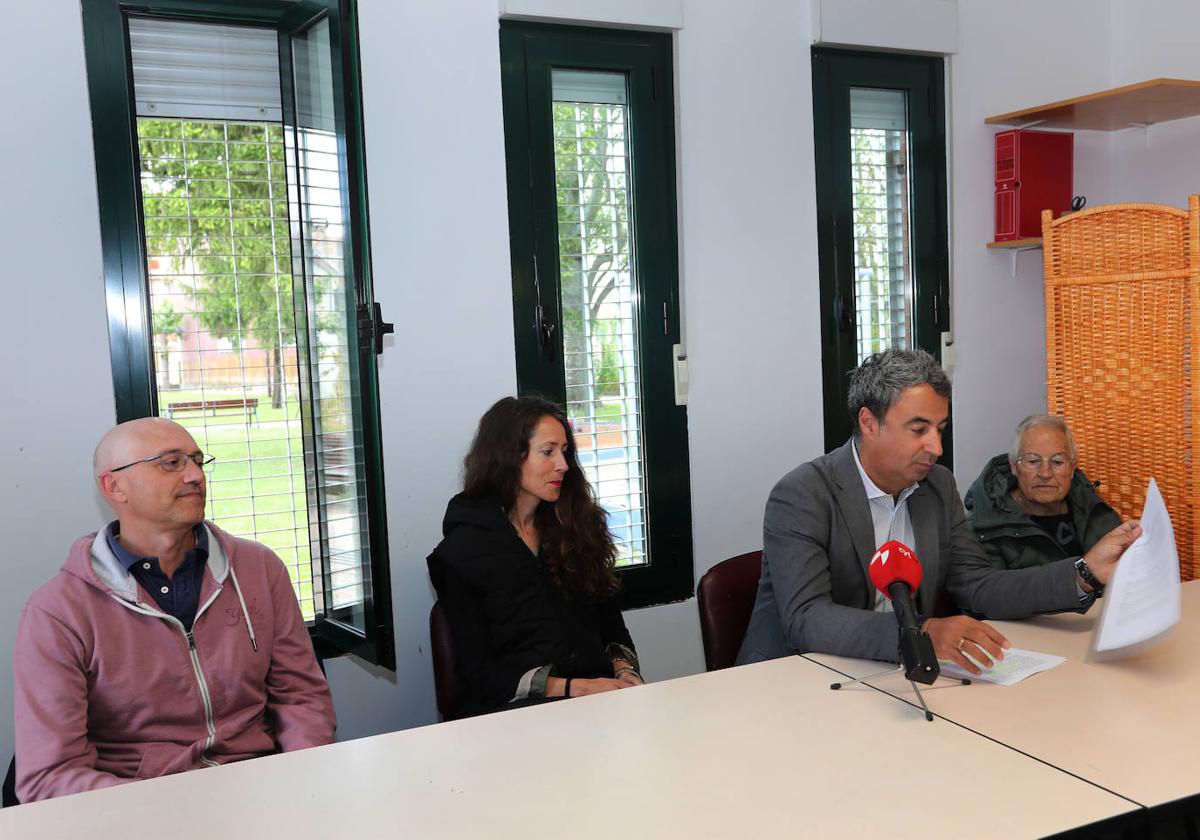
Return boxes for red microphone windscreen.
[868,540,923,599]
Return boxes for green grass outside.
[160,386,300,425]
[163,388,315,620]
[161,387,631,613]
[594,401,623,421]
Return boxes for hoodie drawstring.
[228,566,259,652]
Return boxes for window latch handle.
[834,294,854,334]
[536,304,557,355]
[358,302,394,355]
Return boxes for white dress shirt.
[851,441,921,611]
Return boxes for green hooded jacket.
[964,454,1121,570]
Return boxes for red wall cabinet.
[994,129,1073,241]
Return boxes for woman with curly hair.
[427,396,643,717]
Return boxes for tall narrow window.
[812,49,951,457]
[553,70,647,565]
[501,23,692,607]
[850,88,913,362]
[82,0,394,667]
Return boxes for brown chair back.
[697,550,763,671]
[429,601,462,720]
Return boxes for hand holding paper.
[1081,519,1144,588]
[1091,478,1181,658]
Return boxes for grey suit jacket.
[736,439,1088,665]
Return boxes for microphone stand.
[829,627,971,722]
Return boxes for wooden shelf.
[985,78,1200,131]
[989,237,1043,277]
[985,80,1200,259]
[987,238,1042,249]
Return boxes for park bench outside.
[165,397,259,424]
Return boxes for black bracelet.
[563,677,572,698]
[1075,557,1105,597]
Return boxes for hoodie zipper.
[106,586,225,768]
[186,584,224,767]
[185,629,219,767]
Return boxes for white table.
[806,579,1200,809]
[0,655,1136,839]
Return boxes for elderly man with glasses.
[13,418,335,803]
[966,415,1123,578]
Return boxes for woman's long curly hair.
[462,396,619,599]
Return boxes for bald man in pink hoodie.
[13,418,335,802]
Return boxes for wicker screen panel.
[1044,205,1189,280]
[1042,197,1200,580]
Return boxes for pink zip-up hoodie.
[13,522,336,802]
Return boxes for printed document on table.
[1091,477,1181,659]
[938,648,1065,686]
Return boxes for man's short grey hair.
[847,348,952,438]
[1008,414,1078,463]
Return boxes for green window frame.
[812,47,953,462]
[80,0,395,668]
[500,21,693,609]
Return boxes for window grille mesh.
[552,71,648,567]
[131,15,372,626]
[139,117,319,618]
[285,115,368,622]
[850,87,914,363]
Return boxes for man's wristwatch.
[1074,557,1104,597]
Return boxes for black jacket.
[427,493,635,716]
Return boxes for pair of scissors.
[1071,196,1086,212]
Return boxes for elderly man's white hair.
[1008,414,1078,464]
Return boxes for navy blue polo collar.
[104,521,208,572]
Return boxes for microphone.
[868,540,939,685]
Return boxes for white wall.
[334,0,828,727]
[674,0,823,658]
[1108,0,1200,206]
[946,0,1116,486]
[500,0,682,28]
[0,0,118,772]
[949,0,1200,485]
[315,0,523,741]
[3,0,1187,769]
[812,0,957,54]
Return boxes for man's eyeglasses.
[110,450,216,474]
[1014,454,1071,473]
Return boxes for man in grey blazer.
[736,349,1141,673]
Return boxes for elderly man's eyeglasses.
[1014,454,1071,473]
[110,450,216,473]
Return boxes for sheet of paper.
[937,647,1065,686]
[1092,477,1181,655]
